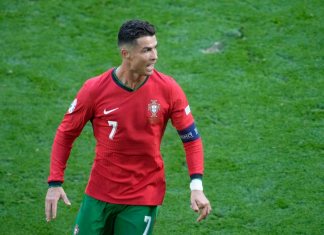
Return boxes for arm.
[45,81,94,222]
[182,136,212,222]
[169,81,212,222]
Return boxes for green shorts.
[72,194,158,235]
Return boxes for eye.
[144,48,152,52]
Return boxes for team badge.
[148,100,160,117]
[68,98,77,113]
[148,100,160,124]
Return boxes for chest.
[93,82,171,128]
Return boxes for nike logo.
[103,108,119,115]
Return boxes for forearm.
[184,138,204,176]
[47,129,75,183]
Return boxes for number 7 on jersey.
[108,121,118,140]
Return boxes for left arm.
[182,136,212,222]
[169,80,212,221]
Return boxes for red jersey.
[48,68,204,205]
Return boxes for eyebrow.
[142,43,158,50]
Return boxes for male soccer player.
[45,19,211,235]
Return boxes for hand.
[190,190,212,222]
[45,187,71,222]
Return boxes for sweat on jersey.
[48,68,204,205]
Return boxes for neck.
[115,66,147,90]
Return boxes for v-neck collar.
[112,68,149,92]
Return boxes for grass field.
[1,0,323,234]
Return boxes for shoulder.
[75,69,114,103]
[151,70,187,102]
[85,68,113,87]
[151,69,181,88]
[82,68,114,92]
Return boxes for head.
[118,20,158,76]
[118,19,156,47]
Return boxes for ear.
[121,47,131,59]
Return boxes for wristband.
[190,179,203,191]
[48,181,62,188]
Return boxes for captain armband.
[177,122,200,143]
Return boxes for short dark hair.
[118,19,156,47]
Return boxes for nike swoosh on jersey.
[103,108,119,115]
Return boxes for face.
[123,35,158,76]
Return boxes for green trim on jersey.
[112,68,149,92]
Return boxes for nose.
[151,48,158,60]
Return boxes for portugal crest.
[148,100,160,118]
[148,100,161,124]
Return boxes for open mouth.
[147,64,155,71]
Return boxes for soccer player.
[45,19,211,235]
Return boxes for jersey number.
[108,121,118,140]
[143,216,152,235]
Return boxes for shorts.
[72,194,158,235]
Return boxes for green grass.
[1,0,323,234]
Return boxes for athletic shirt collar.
[112,68,150,92]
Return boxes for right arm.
[45,81,94,222]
